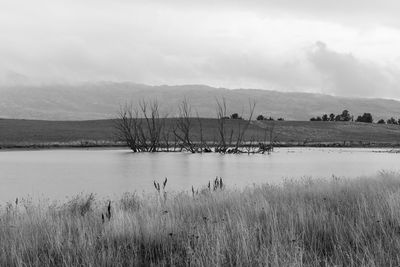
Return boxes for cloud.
[1,0,400,99]
[128,0,400,28]
[308,41,400,98]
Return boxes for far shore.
[2,118,400,152]
[2,140,400,151]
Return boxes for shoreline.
[2,140,400,151]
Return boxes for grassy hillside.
[1,118,400,148]
[2,174,400,265]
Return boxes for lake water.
[0,148,399,203]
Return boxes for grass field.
[1,118,400,148]
[2,173,400,266]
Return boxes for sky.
[1,0,400,99]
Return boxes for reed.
[1,173,400,266]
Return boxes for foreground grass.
[2,174,400,266]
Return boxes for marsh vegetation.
[2,173,400,266]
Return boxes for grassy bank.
[1,118,400,149]
[2,174,400,266]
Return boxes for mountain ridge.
[1,83,399,121]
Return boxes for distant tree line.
[231,113,284,121]
[377,117,400,125]
[310,110,400,124]
[256,114,284,121]
[310,110,352,122]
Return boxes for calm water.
[0,148,399,203]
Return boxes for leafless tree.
[162,127,171,152]
[233,100,256,152]
[139,100,166,152]
[173,99,197,153]
[259,120,279,154]
[196,112,205,152]
[115,103,140,152]
[215,98,228,152]
[245,135,256,154]
[115,100,166,152]
[268,120,279,151]
[215,98,256,153]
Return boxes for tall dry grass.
[2,173,400,266]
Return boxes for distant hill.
[1,83,399,121]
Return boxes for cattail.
[192,186,195,196]
[220,178,223,189]
[208,181,211,191]
[214,177,219,191]
[163,177,168,189]
[154,181,160,192]
[101,213,105,224]
[15,198,18,206]
[107,201,111,220]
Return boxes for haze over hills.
[1,83,399,121]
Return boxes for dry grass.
[2,173,400,266]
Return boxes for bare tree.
[215,98,228,152]
[268,120,279,151]
[259,120,278,154]
[233,100,256,152]
[115,103,140,152]
[215,98,256,153]
[162,127,171,152]
[245,135,256,154]
[139,100,166,152]
[173,99,197,153]
[115,100,166,152]
[196,111,211,152]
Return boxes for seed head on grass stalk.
[153,181,160,193]
[163,177,168,189]
[106,200,111,220]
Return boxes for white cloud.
[308,42,400,98]
[1,0,400,98]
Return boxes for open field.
[1,118,400,148]
[2,173,400,265]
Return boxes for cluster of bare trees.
[214,98,256,153]
[172,99,198,153]
[115,101,166,152]
[115,98,277,154]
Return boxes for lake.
[0,148,399,203]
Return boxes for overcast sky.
[1,0,400,98]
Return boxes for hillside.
[1,83,400,120]
[1,119,400,148]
